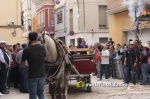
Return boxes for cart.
[69,48,96,92]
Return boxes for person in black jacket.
[124,41,140,85]
[0,41,10,94]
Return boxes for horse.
[38,33,71,99]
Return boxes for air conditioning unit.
[7,20,14,26]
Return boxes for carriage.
[38,33,96,99]
[69,48,96,92]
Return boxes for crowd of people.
[0,41,26,96]
[1,34,150,98]
[0,32,46,99]
[69,37,150,85]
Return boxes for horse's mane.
[44,35,57,62]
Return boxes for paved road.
[1,75,150,99]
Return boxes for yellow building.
[0,0,25,45]
[107,0,150,46]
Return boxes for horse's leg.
[50,92,55,99]
[64,72,69,99]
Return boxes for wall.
[0,0,25,44]
[107,0,123,10]
[54,6,66,37]
[109,10,132,45]
[127,29,150,45]
[66,0,109,47]
[79,0,107,31]
[66,32,109,47]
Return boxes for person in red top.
[93,43,101,78]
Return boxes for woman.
[76,37,87,54]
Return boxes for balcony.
[107,0,150,14]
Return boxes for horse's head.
[38,32,45,44]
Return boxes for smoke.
[123,0,150,22]
[128,0,136,22]
[137,0,145,16]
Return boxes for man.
[107,38,115,46]
[109,45,116,78]
[16,43,28,93]
[21,32,46,99]
[140,44,150,85]
[99,44,109,80]
[124,41,139,84]
[0,41,10,94]
[11,44,20,88]
[4,43,13,90]
[116,44,124,79]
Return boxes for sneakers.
[140,82,146,85]
[0,92,4,96]
[1,90,9,94]
[97,78,102,81]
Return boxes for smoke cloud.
[123,0,150,22]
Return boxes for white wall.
[66,32,109,47]
[54,6,66,37]
[127,28,150,45]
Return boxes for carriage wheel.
[86,75,92,92]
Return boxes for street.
[1,75,150,99]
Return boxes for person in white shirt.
[99,44,109,80]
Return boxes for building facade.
[107,0,150,45]
[22,0,36,37]
[0,0,24,44]
[33,0,55,33]
[55,0,109,47]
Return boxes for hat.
[143,43,149,48]
[0,41,6,44]
[130,41,135,45]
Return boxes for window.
[41,11,44,26]
[21,11,24,26]
[24,20,27,32]
[70,39,75,47]
[57,11,63,24]
[99,38,108,43]
[28,19,32,31]
[28,0,31,10]
[99,6,107,28]
[25,0,27,11]
[69,9,73,31]
[49,9,53,25]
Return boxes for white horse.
[38,33,70,99]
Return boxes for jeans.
[5,67,10,88]
[100,64,109,79]
[96,60,101,78]
[12,66,20,87]
[109,60,116,78]
[124,65,137,84]
[141,63,150,83]
[0,65,8,91]
[117,61,124,79]
[19,66,28,91]
[28,77,45,99]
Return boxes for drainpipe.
[64,2,66,33]
[83,0,85,27]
